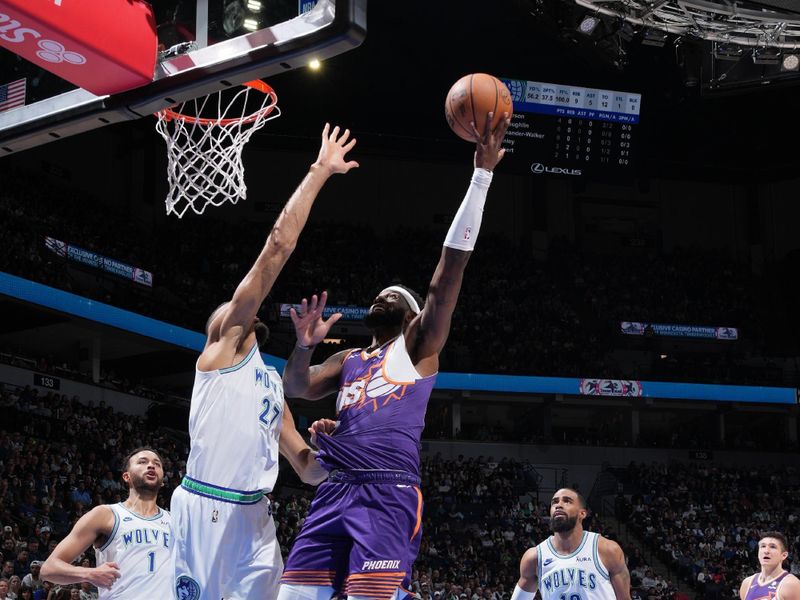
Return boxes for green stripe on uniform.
[181,477,263,504]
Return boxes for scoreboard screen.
[500,78,642,178]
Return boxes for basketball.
[444,73,514,142]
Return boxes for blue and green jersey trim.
[117,503,164,521]
[218,344,259,374]
[546,531,589,558]
[181,476,264,505]
[537,542,543,577]
[97,507,120,552]
[592,532,610,580]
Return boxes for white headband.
[382,286,421,314]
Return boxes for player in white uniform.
[512,488,631,600]
[170,123,359,600]
[41,448,172,599]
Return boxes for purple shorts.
[282,470,423,599]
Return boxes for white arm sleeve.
[511,585,536,600]
[443,167,493,251]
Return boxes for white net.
[155,81,280,218]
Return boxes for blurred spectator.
[7,577,20,599]
[77,582,96,600]
[20,562,42,592]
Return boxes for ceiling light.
[782,54,800,71]
[577,15,600,36]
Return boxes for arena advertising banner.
[620,321,738,340]
[44,236,153,287]
[579,379,642,397]
[279,303,368,321]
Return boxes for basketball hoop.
[155,80,280,218]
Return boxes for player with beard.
[277,111,511,600]
[171,123,358,600]
[41,448,172,599]
[739,532,800,600]
[511,488,631,600]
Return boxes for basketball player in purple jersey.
[740,533,800,600]
[276,111,511,600]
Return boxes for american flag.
[44,236,67,257]
[0,78,26,113]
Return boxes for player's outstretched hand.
[313,123,359,175]
[87,562,121,589]
[309,418,338,446]
[289,291,342,349]
[472,111,511,172]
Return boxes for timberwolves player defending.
[739,532,800,600]
[277,112,511,600]
[41,448,172,599]
[170,124,358,600]
[512,488,630,600]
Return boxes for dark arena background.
[0,0,799,599]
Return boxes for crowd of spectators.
[0,167,792,386]
[618,462,800,600]
[0,377,693,600]
[4,372,799,600]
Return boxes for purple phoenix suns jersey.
[316,333,436,477]
[746,572,791,600]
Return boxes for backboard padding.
[0,0,366,154]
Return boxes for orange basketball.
[444,73,513,142]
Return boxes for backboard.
[0,0,366,154]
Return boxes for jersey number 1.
[260,396,281,427]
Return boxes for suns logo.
[337,375,401,411]
[365,375,400,398]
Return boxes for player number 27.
[260,396,281,427]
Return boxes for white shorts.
[171,484,282,600]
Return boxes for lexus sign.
[531,163,582,176]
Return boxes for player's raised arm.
[283,291,349,400]
[207,125,358,352]
[278,405,328,485]
[41,506,120,589]
[599,537,632,600]
[406,111,510,375]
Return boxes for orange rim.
[158,80,278,126]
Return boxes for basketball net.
[154,80,280,218]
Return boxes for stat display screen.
[500,78,642,178]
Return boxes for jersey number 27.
[260,396,281,427]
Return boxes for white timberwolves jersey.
[187,343,284,491]
[537,532,616,600]
[95,503,172,600]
